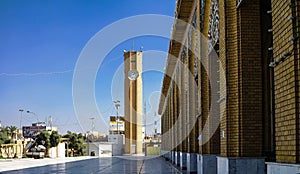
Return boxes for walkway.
[0,156,181,174]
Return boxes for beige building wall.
[124,51,143,155]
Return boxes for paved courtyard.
[0,156,181,174]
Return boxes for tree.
[63,131,86,156]
[0,130,12,145]
[0,126,14,145]
[50,131,61,148]
[6,126,17,140]
[35,130,50,150]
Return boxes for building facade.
[159,0,300,173]
[109,116,125,135]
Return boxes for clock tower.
[124,51,143,155]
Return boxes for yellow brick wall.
[160,0,300,163]
[272,0,300,163]
[219,0,240,157]
[218,0,264,157]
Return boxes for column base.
[266,162,300,174]
[180,152,187,170]
[161,150,167,160]
[187,153,197,173]
[217,156,265,174]
[171,151,175,164]
[175,151,180,166]
[197,154,217,174]
[162,150,171,161]
[166,151,171,161]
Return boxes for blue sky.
[0,0,175,134]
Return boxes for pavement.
[0,156,97,172]
[0,156,182,173]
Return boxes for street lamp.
[19,109,24,158]
[27,110,40,135]
[113,100,121,134]
[90,117,95,133]
[89,118,95,142]
[26,110,39,123]
[19,109,24,134]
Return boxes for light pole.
[27,110,40,135]
[90,117,95,133]
[19,109,24,136]
[19,109,24,158]
[26,110,39,123]
[113,100,120,134]
[89,117,95,142]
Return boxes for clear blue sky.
[0,0,175,134]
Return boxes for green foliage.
[35,130,50,149]
[146,146,161,156]
[63,131,86,156]
[6,126,17,138]
[50,131,61,148]
[36,130,62,149]
[0,126,14,145]
[0,125,63,152]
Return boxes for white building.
[108,134,124,156]
[86,142,112,157]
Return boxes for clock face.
[128,70,139,80]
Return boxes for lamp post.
[19,109,24,158]
[19,109,24,136]
[27,110,40,134]
[26,110,39,123]
[113,100,120,134]
[90,117,95,133]
[89,118,95,142]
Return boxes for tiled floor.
[0,156,182,174]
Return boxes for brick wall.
[219,0,240,157]
[160,0,300,164]
[272,0,300,163]
[238,0,264,157]
[218,0,264,157]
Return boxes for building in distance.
[109,116,125,135]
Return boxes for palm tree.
[0,126,13,145]
[7,126,18,141]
